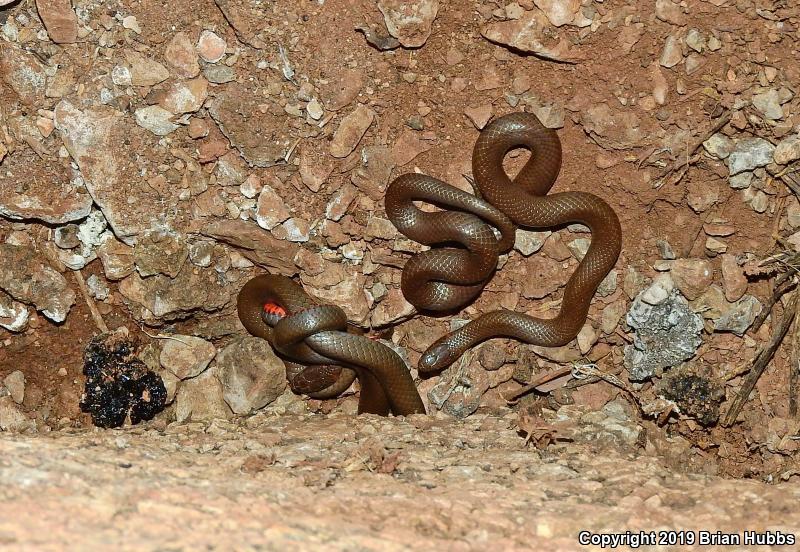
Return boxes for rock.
[728,171,752,189]
[685,29,705,52]
[160,77,208,114]
[97,235,135,280]
[481,10,582,63]
[713,295,762,336]
[720,254,746,302]
[728,138,775,175]
[522,257,566,299]
[118,266,230,322]
[655,0,685,25]
[86,274,109,301]
[164,32,200,78]
[670,259,713,300]
[255,182,291,230]
[752,89,783,121]
[319,68,363,111]
[391,129,432,166]
[216,337,286,415]
[123,50,170,87]
[0,292,29,332]
[0,396,31,431]
[0,147,92,224]
[0,244,75,323]
[703,133,734,159]
[656,239,676,260]
[651,63,668,105]
[330,105,375,158]
[371,288,414,326]
[197,30,226,63]
[201,220,299,275]
[121,15,140,33]
[306,98,324,120]
[744,188,769,213]
[377,0,439,48]
[281,218,311,243]
[514,230,551,256]
[35,0,78,43]
[134,105,179,136]
[705,237,727,254]
[212,0,267,49]
[534,0,591,27]
[625,288,704,381]
[639,274,673,306]
[3,370,25,404]
[325,183,358,221]
[203,64,236,84]
[684,53,704,75]
[567,238,590,260]
[350,146,395,200]
[208,84,295,167]
[0,43,47,105]
[774,134,800,165]
[577,324,598,355]
[600,298,626,334]
[581,103,647,149]
[464,105,493,129]
[174,366,232,422]
[659,35,683,68]
[306,270,370,323]
[134,228,189,278]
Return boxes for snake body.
[237,275,425,416]
[386,112,622,373]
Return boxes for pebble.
[702,133,734,159]
[752,89,783,120]
[0,293,29,332]
[464,105,493,129]
[774,134,800,165]
[651,64,668,105]
[134,228,189,278]
[122,51,168,87]
[203,65,236,84]
[197,30,226,63]
[535,0,590,27]
[659,35,683,68]
[160,336,217,380]
[656,239,676,260]
[685,29,705,52]
[704,237,727,254]
[655,0,685,25]
[160,77,208,114]
[165,32,200,78]
[216,337,286,415]
[640,274,673,306]
[122,15,141,34]
[625,285,704,381]
[306,98,324,120]
[727,138,775,175]
[188,117,210,139]
[376,0,439,48]
[255,183,291,230]
[3,370,25,404]
[329,105,375,158]
[721,254,747,302]
[670,259,713,301]
[744,188,769,213]
[134,105,179,136]
[371,288,414,326]
[35,0,78,44]
[175,367,232,422]
[728,171,752,190]
[514,230,551,256]
[713,296,762,336]
[281,218,311,243]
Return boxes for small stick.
[791,307,800,417]
[505,366,572,402]
[73,269,109,333]
[722,290,798,426]
[655,111,732,187]
[751,272,796,333]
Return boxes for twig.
[752,273,796,333]
[655,111,732,188]
[139,325,191,346]
[72,269,109,333]
[791,305,800,417]
[722,290,798,426]
[505,366,572,403]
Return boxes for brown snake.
[237,275,425,416]
[385,112,622,374]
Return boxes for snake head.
[419,342,459,373]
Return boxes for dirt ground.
[2,0,800,548]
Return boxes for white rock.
[134,106,178,136]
